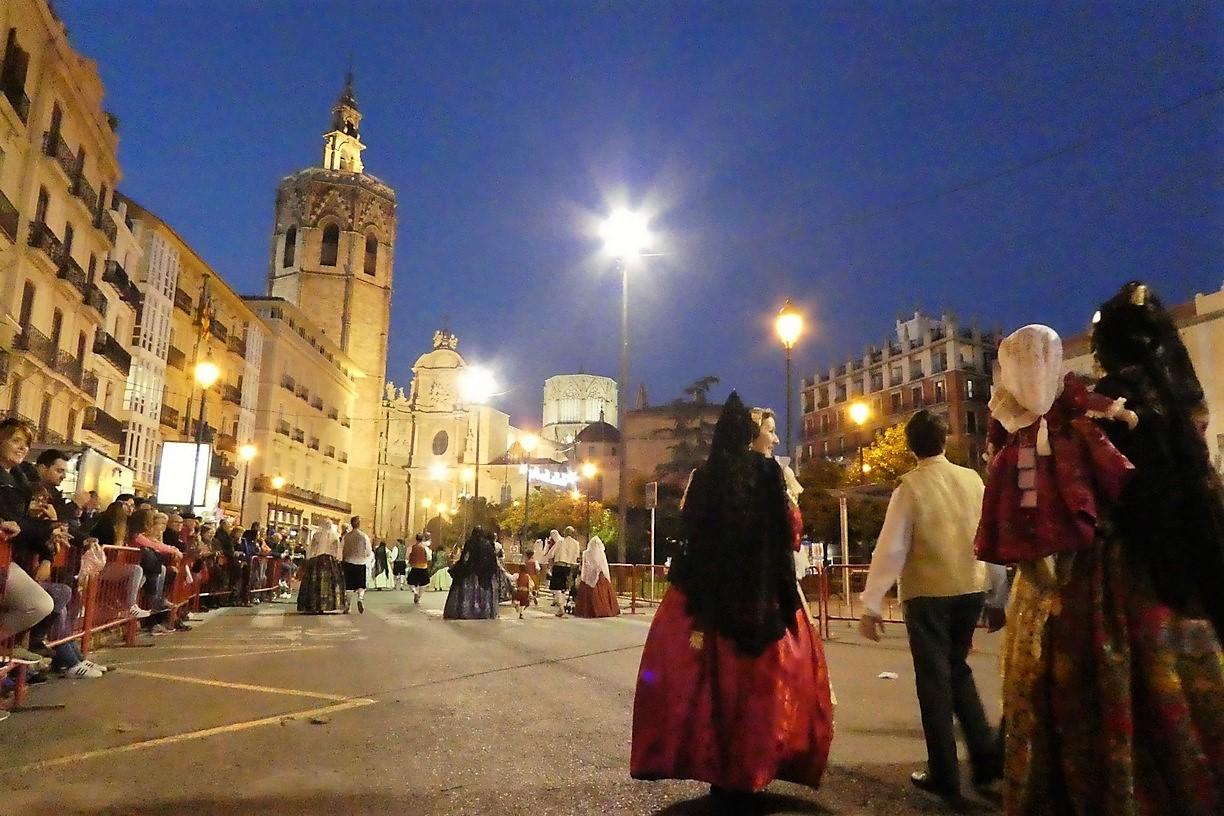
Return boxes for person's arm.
[859,485,914,626]
[136,533,182,558]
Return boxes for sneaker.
[173,621,192,632]
[83,660,108,673]
[129,604,152,619]
[26,670,49,684]
[151,624,172,635]
[62,662,103,679]
[358,600,364,614]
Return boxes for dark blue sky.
[59,1,1222,429]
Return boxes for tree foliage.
[496,488,617,549]
[654,376,720,488]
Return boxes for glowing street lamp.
[268,474,286,531]
[459,365,497,502]
[187,356,221,514]
[237,443,257,526]
[849,401,871,483]
[775,299,804,459]
[601,207,652,563]
[580,461,599,543]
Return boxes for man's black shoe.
[910,771,958,798]
[173,621,192,631]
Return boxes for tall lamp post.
[269,474,286,532]
[580,461,598,544]
[188,358,220,514]
[849,401,870,485]
[600,208,652,563]
[775,300,804,461]
[519,432,539,546]
[237,443,256,526]
[458,365,497,508]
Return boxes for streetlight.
[458,365,497,502]
[237,443,256,526]
[775,299,804,460]
[580,461,598,544]
[600,207,652,563]
[269,474,286,531]
[519,432,539,546]
[849,401,870,484]
[188,357,221,514]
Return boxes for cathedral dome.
[413,330,465,371]
[575,420,621,444]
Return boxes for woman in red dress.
[574,535,620,617]
[630,393,833,802]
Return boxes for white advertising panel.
[156,441,211,506]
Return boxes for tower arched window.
[321,224,339,267]
[363,234,377,276]
[282,226,296,268]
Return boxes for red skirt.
[574,574,621,617]
[630,587,834,792]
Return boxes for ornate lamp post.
[237,443,256,526]
[580,461,598,544]
[458,366,497,503]
[188,357,220,514]
[519,432,539,546]
[774,300,804,460]
[269,474,286,532]
[600,208,652,563]
[849,400,870,484]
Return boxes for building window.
[320,224,339,266]
[890,391,902,413]
[364,234,377,276]
[967,410,978,434]
[34,186,48,225]
[934,380,946,404]
[19,281,35,326]
[966,379,975,400]
[822,440,829,456]
[431,430,449,456]
[38,395,52,437]
[49,102,62,140]
[8,376,22,415]
[50,308,63,349]
[283,226,296,267]
[66,408,76,443]
[63,223,74,258]
[911,386,922,408]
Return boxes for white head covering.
[580,535,611,587]
[990,325,1065,439]
[543,529,563,563]
[308,519,341,559]
[781,463,803,507]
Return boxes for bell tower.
[266,73,397,526]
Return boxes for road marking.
[116,667,355,700]
[112,644,333,666]
[2,698,376,775]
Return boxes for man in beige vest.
[858,410,1006,800]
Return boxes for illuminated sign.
[524,465,577,488]
[155,441,212,506]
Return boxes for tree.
[654,376,720,488]
[496,489,617,550]
[856,423,917,487]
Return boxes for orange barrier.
[0,535,30,709]
[248,556,283,598]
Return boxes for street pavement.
[3,589,1003,815]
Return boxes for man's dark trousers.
[902,591,995,792]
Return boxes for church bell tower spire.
[323,71,365,173]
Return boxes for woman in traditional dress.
[296,519,347,614]
[574,535,620,617]
[370,538,392,590]
[443,527,500,620]
[1002,282,1224,815]
[630,392,834,801]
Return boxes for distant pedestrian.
[543,528,580,618]
[406,534,432,604]
[858,410,1006,801]
[443,527,499,620]
[371,538,391,590]
[341,516,372,614]
[391,538,408,591]
[297,519,346,614]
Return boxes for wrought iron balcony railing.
[0,187,17,242]
[82,406,124,446]
[92,330,131,375]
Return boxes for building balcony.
[250,476,351,514]
[83,282,108,320]
[210,455,238,480]
[0,188,17,243]
[103,260,141,305]
[226,333,245,355]
[166,345,186,371]
[93,207,117,244]
[72,173,98,217]
[13,325,55,368]
[310,397,323,412]
[82,406,124,447]
[338,452,348,464]
[1,82,30,124]
[208,320,228,343]
[275,420,290,436]
[221,383,242,405]
[159,405,181,430]
[325,445,336,459]
[291,429,305,443]
[55,349,83,388]
[92,330,131,375]
[187,420,215,443]
[214,433,237,454]
[41,130,76,180]
[173,287,193,314]
[280,376,295,392]
[27,222,63,266]
[82,369,99,400]
[340,417,350,428]
[327,408,338,420]
[308,438,320,451]
[56,254,89,297]
[37,427,65,445]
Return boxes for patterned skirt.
[1002,530,1224,815]
[296,555,347,614]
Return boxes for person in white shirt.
[341,516,373,614]
[858,410,1007,800]
[543,527,582,617]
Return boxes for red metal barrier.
[0,534,30,709]
[248,556,283,598]
[79,546,146,654]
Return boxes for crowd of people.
[628,280,1223,815]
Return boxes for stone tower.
[267,73,396,525]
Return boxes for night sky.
[57,1,1222,431]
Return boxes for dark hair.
[0,416,34,446]
[905,410,947,458]
[29,482,51,502]
[128,508,154,539]
[36,448,69,468]
[350,516,360,527]
[116,493,135,503]
[524,550,534,558]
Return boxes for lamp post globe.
[458,365,497,504]
[849,401,871,484]
[774,299,804,460]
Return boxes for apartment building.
[0,1,140,463]
[801,312,1000,468]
